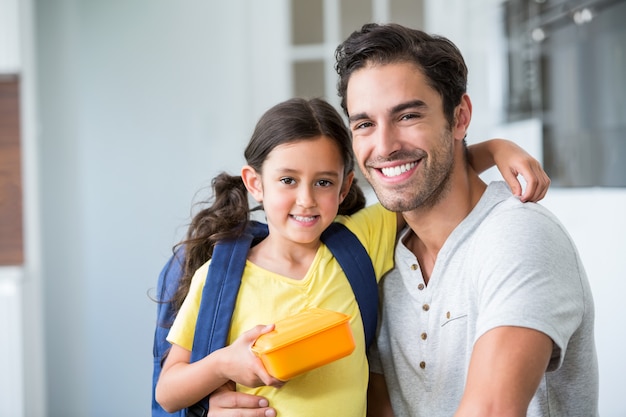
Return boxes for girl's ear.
[241,165,263,202]
[340,171,355,203]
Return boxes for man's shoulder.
[481,182,563,231]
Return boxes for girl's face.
[243,135,352,248]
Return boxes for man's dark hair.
[335,23,468,128]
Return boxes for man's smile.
[380,161,419,178]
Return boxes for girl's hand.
[492,140,550,202]
[468,139,550,203]
[156,324,282,413]
[221,324,285,389]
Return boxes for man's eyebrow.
[348,112,369,124]
[348,99,428,124]
[390,99,428,115]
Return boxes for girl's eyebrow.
[277,168,341,178]
[348,99,428,123]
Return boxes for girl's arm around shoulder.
[155,324,283,413]
[468,138,550,202]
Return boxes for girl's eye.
[316,179,333,187]
[280,177,295,185]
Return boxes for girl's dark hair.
[170,97,366,312]
[335,23,468,129]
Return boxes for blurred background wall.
[1,0,624,416]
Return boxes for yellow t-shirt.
[167,203,396,417]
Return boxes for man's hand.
[367,372,395,417]
[208,381,276,417]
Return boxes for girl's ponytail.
[171,172,251,312]
[338,177,366,216]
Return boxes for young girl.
[155,97,548,417]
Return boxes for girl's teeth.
[293,215,315,222]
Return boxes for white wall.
[0,268,24,417]
[425,1,626,416]
[543,189,626,417]
[31,1,288,416]
[0,0,20,73]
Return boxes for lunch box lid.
[251,308,351,353]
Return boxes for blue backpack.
[152,221,378,417]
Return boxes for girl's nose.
[296,186,316,208]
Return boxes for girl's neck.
[247,236,320,280]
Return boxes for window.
[503,0,626,186]
[289,0,424,103]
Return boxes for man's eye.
[354,121,373,130]
[400,113,420,121]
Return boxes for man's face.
[346,61,457,212]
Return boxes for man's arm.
[367,372,395,417]
[455,326,552,417]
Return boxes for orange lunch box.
[251,308,356,380]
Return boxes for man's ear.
[340,171,355,202]
[453,94,472,140]
[241,165,263,202]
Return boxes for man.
[206,23,597,416]
[335,23,598,416]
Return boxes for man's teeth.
[293,215,316,222]
[381,162,417,177]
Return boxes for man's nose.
[374,122,402,157]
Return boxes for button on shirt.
[376,240,471,403]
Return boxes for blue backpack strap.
[155,248,185,353]
[190,221,269,360]
[187,222,269,415]
[321,222,378,348]
[153,248,186,417]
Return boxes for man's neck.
[402,170,486,284]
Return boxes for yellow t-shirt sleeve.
[335,202,397,281]
[166,260,211,351]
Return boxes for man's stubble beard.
[363,130,456,213]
